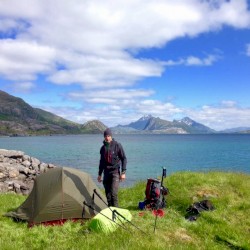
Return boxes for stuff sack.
[186,199,215,215]
[144,178,168,210]
[185,199,215,221]
[89,207,132,234]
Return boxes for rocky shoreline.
[0,149,56,195]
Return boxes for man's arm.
[98,147,105,182]
[118,143,127,181]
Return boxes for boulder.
[31,157,40,169]
[0,182,8,193]
[22,155,31,161]
[22,160,31,168]
[39,163,48,173]
[0,149,24,158]
[9,169,19,178]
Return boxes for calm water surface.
[0,134,249,186]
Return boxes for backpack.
[144,178,169,210]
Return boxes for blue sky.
[0,0,250,130]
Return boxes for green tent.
[6,167,107,226]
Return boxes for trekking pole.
[153,213,158,233]
[93,188,112,207]
[152,208,165,233]
[83,201,131,233]
[161,167,166,187]
[93,189,148,235]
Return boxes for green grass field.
[1,171,249,250]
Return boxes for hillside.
[220,127,250,134]
[0,90,106,136]
[81,120,107,134]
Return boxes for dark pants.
[103,169,119,207]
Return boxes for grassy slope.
[0,171,249,250]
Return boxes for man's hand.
[97,175,102,183]
[120,173,126,181]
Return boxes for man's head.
[104,128,112,142]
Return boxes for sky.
[0,0,250,131]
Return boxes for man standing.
[98,128,127,207]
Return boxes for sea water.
[0,134,249,187]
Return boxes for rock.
[18,166,29,175]
[22,160,31,168]
[9,169,19,178]
[22,155,31,161]
[21,189,30,195]
[0,149,24,158]
[0,172,5,179]
[39,163,48,173]
[28,169,37,175]
[13,182,21,189]
[0,149,58,195]
[17,174,28,182]
[31,157,40,171]
[0,163,7,171]
[7,185,14,191]
[8,158,18,165]
[0,182,8,192]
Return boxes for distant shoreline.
[1,132,250,138]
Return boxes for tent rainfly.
[6,167,107,226]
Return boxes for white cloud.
[136,100,183,118]
[185,54,219,66]
[0,18,27,33]
[220,100,237,107]
[57,99,183,126]
[0,0,249,85]
[48,53,164,88]
[67,89,155,104]
[0,0,41,18]
[11,82,36,93]
[185,101,250,130]
[0,39,56,80]
[212,0,250,28]
[165,53,221,66]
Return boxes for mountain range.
[111,115,216,134]
[0,90,249,136]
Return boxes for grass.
[0,171,250,250]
